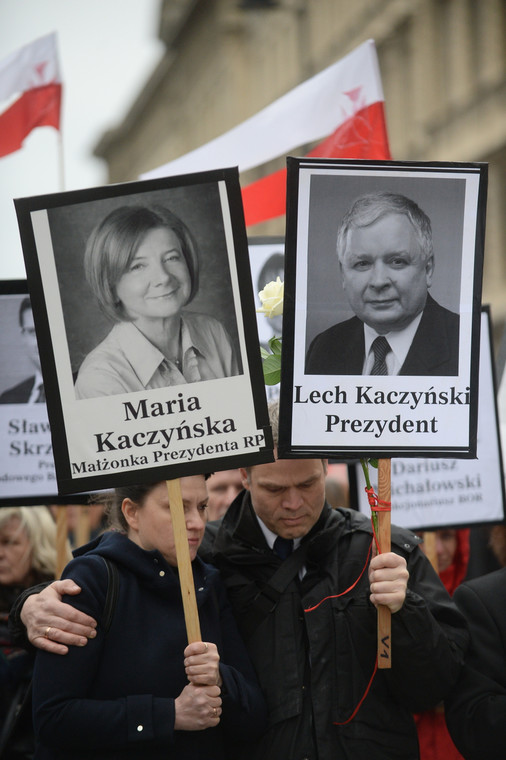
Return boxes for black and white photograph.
[248,237,285,402]
[0,281,86,504]
[0,286,44,405]
[15,169,273,493]
[279,158,487,459]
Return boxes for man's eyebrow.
[257,473,320,489]
[296,474,320,486]
[257,479,284,489]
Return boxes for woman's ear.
[121,499,139,531]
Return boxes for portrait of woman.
[74,204,240,399]
[31,475,267,759]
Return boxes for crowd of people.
[1,404,505,759]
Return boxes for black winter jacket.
[203,492,469,760]
[32,531,267,760]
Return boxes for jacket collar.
[214,489,420,560]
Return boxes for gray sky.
[0,0,163,279]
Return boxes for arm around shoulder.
[10,579,97,655]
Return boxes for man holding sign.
[13,404,467,760]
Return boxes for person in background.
[414,528,470,760]
[443,523,506,760]
[74,204,239,399]
[324,463,350,509]
[324,476,349,509]
[488,523,506,567]
[49,503,108,551]
[206,470,243,521]
[0,507,70,758]
[464,524,502,580]
[30,476,266,759]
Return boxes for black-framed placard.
[0,281,88,505]
[248,236,285,403]
[15,169,273,493]
[279,158,487,459]
[496,319,506,483]
[354,308,505,530]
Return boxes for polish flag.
[141,39,390,226]
[0,33,62,159]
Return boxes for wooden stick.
[377,458,392,669]
[166,479,202,643]
[75,506,91,549]
[55,505,68,579]
[422,531,438,573]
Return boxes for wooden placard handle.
[55,505,68,579]
[422,530,438,573]
[75,505,92,549]
[166,479,202,644]
[377,458,392,669]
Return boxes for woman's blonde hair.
[0,506,71,578]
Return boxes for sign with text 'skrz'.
[0,281,90,505]
[279,158,487,459]
[15,169,273,493]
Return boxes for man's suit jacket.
[305,294,460,376]
[0,375,40,404]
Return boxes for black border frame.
[0,280,89,505]
[15,168,273,493]
[279,157,488,459]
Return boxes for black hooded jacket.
[202,491,469,760]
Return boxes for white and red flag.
[0,32,62,159]
[142,39,390,226]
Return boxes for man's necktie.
[273,536,294,560]
[370,336,391,375]
[35,383,45,403]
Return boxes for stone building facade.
[95,0,506,334]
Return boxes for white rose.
[256,277,284,318]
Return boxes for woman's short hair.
[84,205,200,322]
[0,506,70,578]
[336,191,434,264]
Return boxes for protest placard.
[15,169,273,494]
[279,158,487,459]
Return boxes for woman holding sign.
[31,476,267,759]
[74,205,239,399]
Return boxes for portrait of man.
[305,191,460,376]
[0,297,45,404]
